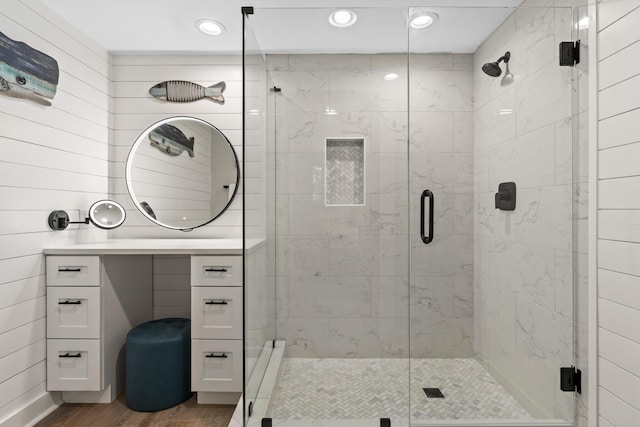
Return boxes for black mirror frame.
[125,116,240,232]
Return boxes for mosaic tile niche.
[325,138,365,205]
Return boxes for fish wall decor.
[0,31,59,106]
[149,123,195,158]
[149,80,226,104]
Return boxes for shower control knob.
[495,182,516,211]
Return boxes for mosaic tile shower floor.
[268,358,532,421]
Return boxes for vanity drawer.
[191,339,242,392]
[191,287,242,340]
[47,287,101,339]
[191,256,242,287]
[47,339,102,391]
[46,256,101,286]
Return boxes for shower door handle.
[420,190,434,244]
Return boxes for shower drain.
[423,388,445,398]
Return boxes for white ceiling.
[40,0,524,54]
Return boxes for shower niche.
[325,137,365,206]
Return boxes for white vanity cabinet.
[46,256,102,392]
[43,239,259,405]
[45,254,153,403]
[190,255,243,403]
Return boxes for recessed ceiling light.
[384,73,399,81]
[196,19,225,36]
[410,11,438,30]
[329,9,357,28]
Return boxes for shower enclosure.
[243,4,578,426]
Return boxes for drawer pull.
[59,352,82,358]
[205,353,228,358]
[205,300,228,305]
[205,268,228,273]
[58,268,82,272]
[58,300,82,305]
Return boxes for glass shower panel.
[245,7,411,426]
[243,10,276,425]
[408,6,576,425]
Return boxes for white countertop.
[43,238,265,255]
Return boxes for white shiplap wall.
[108,55,248,239]
[597,1,640,426]
[152,255,191,320]
[108,54,265,319]
[0,0,110,424]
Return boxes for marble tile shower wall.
[472,6,575,419]
[267,53,474,358]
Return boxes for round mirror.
[89,200,126,229]
[125,117,239,231]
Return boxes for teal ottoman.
[125,318,192,411]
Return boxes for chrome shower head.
[482,51,511,77]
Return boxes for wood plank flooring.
[35,394,234,427]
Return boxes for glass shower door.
[408,5,577,425]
